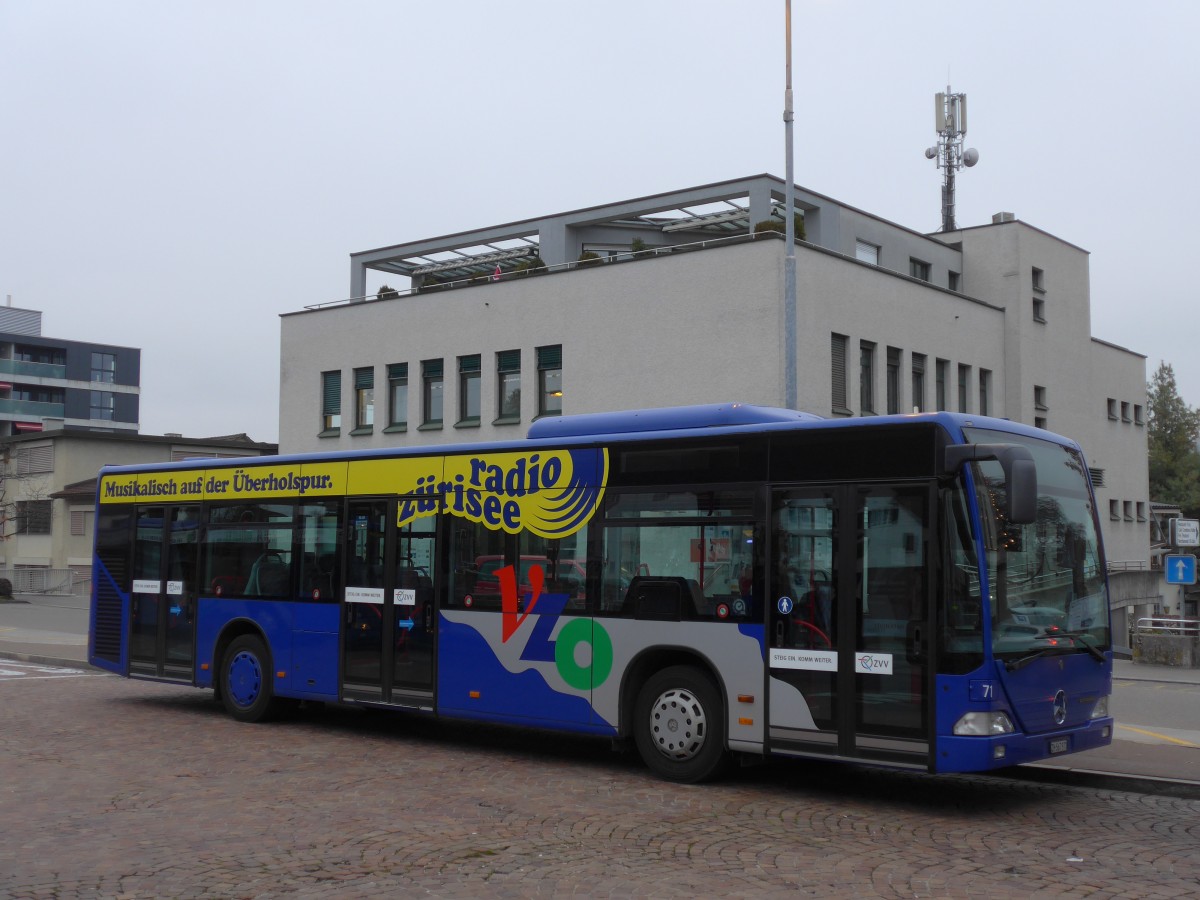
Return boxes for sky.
[2,1,1198,445]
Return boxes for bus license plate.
[1049,737,1069,755]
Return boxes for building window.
[935,359,949,411]
[458,355,481,425]
[1032,267,1045,291]
[1035,416,1047,430]
[1134,404,1144,426]
[957,364,970,413]
[353,367,374,432]
[909,258,931,282]
[859,341,875,414]
[496,350,521,422]
[1034,385,1048,411]
[886,347,900,415]
[1137,501,1147,522]
[16,345,64,366]
[979,369,991,416]
[1033,297,1046,323]
[1107,398,1118,420]
[1109,499,1120,521]
[71,509,91,537]
[321,371,341,433]
[1121,401,1131,423]
[1089,468,1105,488]
[91,352,116,384]
[421,359,444,427]
[831,334,849,414]
[536,345,562,417]
[90,390,115,421]
[387,363,408,430]
[1123,501,1134,522]
[855,240,879,265]
[15,500,51,535]
[910,353,926,413]
[948,271,961,291]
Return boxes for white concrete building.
[278,174,1149,578]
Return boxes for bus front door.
[341,498,436,708]
[768,484,932,769]
[128,504,200,681]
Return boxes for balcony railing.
[0,399,65,417]
[0,359,66,380]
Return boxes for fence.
[0,567,83,595]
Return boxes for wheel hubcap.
[228,651,262,708]
[649,687,706,761]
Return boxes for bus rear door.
[768,484,933,769]
[128,504,201,681]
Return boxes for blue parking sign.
[1164,554,1197,585]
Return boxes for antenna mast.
[924,86,979,232]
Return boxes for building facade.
[278,174,1150,583]
[0,305,140,436]
[1,429,276,593]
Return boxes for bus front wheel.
[633,666,728,783]
[220,634,280,723]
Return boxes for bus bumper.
[934,716,1115,773]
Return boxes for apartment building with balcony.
[0,305,140,436]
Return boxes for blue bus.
[89,403,1113,782]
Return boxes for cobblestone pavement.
[2,673,1199,899]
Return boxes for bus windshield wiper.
[1004,648,1060,672]
[1058,631,1106,663]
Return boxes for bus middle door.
[340,498,436,708]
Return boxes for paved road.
[2,669,1200,898]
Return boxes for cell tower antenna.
[923,85,979,232]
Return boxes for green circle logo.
[554,619,613,690]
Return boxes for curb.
[0,649,99,671]
[1009,763,1200,801]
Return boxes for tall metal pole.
[783,0,797,410]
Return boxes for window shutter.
[388,363,408,380]
[354,368,374,390]
[459,355,481,374]
[831,334,847,408]
[497,350,520,373]
[537,345,562,370]
[321,372,341,414]
[423,359,443,379]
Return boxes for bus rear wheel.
[634,666,728,783]
[220,634,281,723]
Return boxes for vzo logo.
[497,564,613,689]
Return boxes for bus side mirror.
[944,443,1038,525]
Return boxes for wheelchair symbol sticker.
[777,596,794,615]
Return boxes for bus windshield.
[962,427,1110,661]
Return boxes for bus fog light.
[1090,695,1109,719]
[953,711,1015,736]
[993,745,1007,760]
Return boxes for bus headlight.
[1090,695,1109,719]
[953,711,1015,736]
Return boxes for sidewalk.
[0,593,90,666]
[2,594,1197,795]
